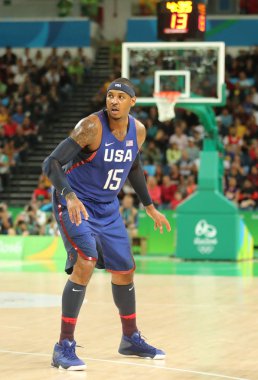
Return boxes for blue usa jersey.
[61,110,138,203]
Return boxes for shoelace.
[63,344,79,360]
[135,333,155,351]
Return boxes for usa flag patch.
[126,140,133,147]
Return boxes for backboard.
[122,42,225,105]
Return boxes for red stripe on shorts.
[58,203,97,262]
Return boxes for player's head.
[106,78,136,120]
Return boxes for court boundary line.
[0,349,250,380]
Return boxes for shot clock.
[157,0,206,41]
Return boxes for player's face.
[106,90,136,120]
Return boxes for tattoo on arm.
[70,117,98,148]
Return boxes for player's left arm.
[127,120,171,234]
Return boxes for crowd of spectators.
[0,46,92,192]
[1,45,258,237]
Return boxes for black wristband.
[60,186,74,198]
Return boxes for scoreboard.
[157,0,206,41]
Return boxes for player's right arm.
[42,115,100,225]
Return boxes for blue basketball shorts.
[53,192,135,274]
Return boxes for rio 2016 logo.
[193,220,218,254]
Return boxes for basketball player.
[43,77,171,371]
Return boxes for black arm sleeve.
[42,137,82,197]
[127,153,153,207]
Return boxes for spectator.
[224,126,243,148]
[186,175,197,196]
[75,47,89,68]
[45,65,60,85]
[67,58,84,85]
[248,165,258,187]
[142,140,162,165]
[177,150,194,178]
[225,177,240,203]
[19,203,46,235]
[147,176,162,208]
[12,104,25,125]
[15,219,30,236]
[21,115,38,147]
[62,50,72,68]
[34,50,45,68]
[6,75,18,95]
[219,107,233,129]
[185,137,200,161]
[119,194,138,239]
[170,191,183,210]
[0,202,13,234]
[32,180,51,204]
[169,164,180,186]
[145,118,158,140]
[250,86,258,106]
[0,77,7,96]
[3,139,15,168]
[1,46,17,67]
[136,74,152,97]
[0,106,9,124]
[0,125,7,148]
[166,142,181,166]
[154,128,168,152]
[21,47,31,65]
[47,47,59,66]
[43,214,59,236]
[13,125,28,163]
[160,175,177,208]
[59,67,73,99]
[169,125,188,150]
[250,144,258,169]
[14,65,27,85]
[110,38,122,67]
[155,164,164,185]
[238,179,256,210]
[3,115,18,139]
[246,114,258,138]
[22,94,35,118]
[0,146,10,190]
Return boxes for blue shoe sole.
[118,349,166,360]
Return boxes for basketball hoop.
[154,91,181,122]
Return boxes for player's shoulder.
[71,114,101,148]
[76,113,100,129]
[134,118,146,147]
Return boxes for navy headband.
[107,82,135,97]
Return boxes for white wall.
[102,0,133,41]
[0,0,81,18]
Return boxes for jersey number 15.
[103,169,124,191]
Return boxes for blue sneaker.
[118,332,166,359]
[51,339,86,370]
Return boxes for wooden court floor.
[1,270,258,380]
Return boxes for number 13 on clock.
[157,0,206,41]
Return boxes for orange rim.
[154,91,181,102]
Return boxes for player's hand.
[145,204,171,234]
[65,192,89,226]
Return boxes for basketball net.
[154,91,181,122]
